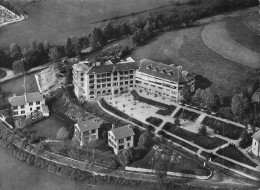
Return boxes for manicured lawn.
[174,108,200,122]
[226,17,260,54]
[156,105,176,116]
[130,25,258,97]
[201,116,244,140]
[146,117,163,127]
[28,115,72,139]
[216,145,257,168]
[0,69,7,79]
[160,131,199,153]
[131,145,210,176]
[163,122,227,150]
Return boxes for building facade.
[8,92,49,117]
[72,59,195,101]
[108,125,135,155]
[252,130,260,157]
[74,118,102,146]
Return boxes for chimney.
[112,123,115,129]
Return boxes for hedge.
[146,117,163,127]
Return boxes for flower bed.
[163,122,227,150]
[216,145,257,168]
[146,117,163,127]
[201,116,244,140]
[159,131,199,153]
[99,98,154,131]
[174,108,200,122]
[156,105,176,116]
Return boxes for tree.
[198,126,207,136]
[137,130,153,150]
[35,141,46,157]
[89,27,106,48]
[239,129,252,148]
[231,93,250,117]
[154,161,168,189]
[131,28,148,46]
[56,127,69,144]
[118,148,134,166]
[203,88,219,110]
[10,43,21,61]
[48,46,63,61]
[174,117,181,127]
[103,22,115,40]
[65,37,73,57]
[251,91,260,115]
[0,49,11,68]
[180,85,192,103]
[12,60,24,74]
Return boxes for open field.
[0,0,178,49]
[226,17,260,54]
[28,115,71,139]
[130,25,258,96]
[0,72,39,96]
[201,21,260,68]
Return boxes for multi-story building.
[8,92,49,117]
[136,59,195,101]
[72,58,195,101]
[108,125,135,155]
[73,61,139,100]
[74,118,103,146]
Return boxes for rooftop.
[138,59,193,83]
[41,105,49,113]
[252,130,260,141]
[72,62,89,72]
[76,119,103,132]
[111,125,135,140]
[9,92,44,106]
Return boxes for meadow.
[0,0,177,49]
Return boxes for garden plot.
[174,108,200,122]
[201,21,260,68]
[163,122,227,150]
[131,145,210,176]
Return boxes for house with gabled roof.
[74,118,103,146]
[108,125,135,155]
[8,92,49,117]
[252,130,260,157]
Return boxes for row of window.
[13,106,41,115]
[118,136,131,143]
[92,70,134,78]
[12,101,41,109]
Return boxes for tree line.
[0,0,258,73]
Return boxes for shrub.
[146,117,163,127]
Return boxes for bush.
[146,117,163,127]
[156,105,176,116]
[198,126,207,136]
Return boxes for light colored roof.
[26,92,43,103]
[138,59,192,83]
[76,119,103,132]
[72,62,89,72]
[9,95,26,106]
[41,105,49,113]
[252,130,260,141]
[86,62,139,74]
[111,125,135,140]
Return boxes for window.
[130,75,134,79]
[97,85,101,88]
[89,91,94,95]
[102,84,106,88]
[81,78,84,81]
[36,106,40,110]
[113,82,117,86]
[120,82,123,85]
[113,77,117,81]
[30,108,32,111]
[89,75,94,79]
[97,79,101,83]
[119,145,124,150]
[120,77,124,80]
[127,136,131,141]
[36,102,40,105]
[130,80,133,84]
[114,71,118,76]
[127,143,130,147]
[102,74,106,77]
[107,83,111,87]
[107,78,111,82]
[81,73,84,76]
[13,111,18,115]
[107,73,111,77]
[119,139,124,143]
[124,71,128,74]
[97,74,102,78]
[29,102,33,106]
[125,81,128,85]
[91,129,96,134]
[21,111,25,114]
[130,70,133,74]
[13,106,18,109]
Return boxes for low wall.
[125,166,212,180]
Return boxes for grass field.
[226,17,260,54]
[202,21,260,68]
[0,0,177,49]
[130,25,258,96]
[28,115,71,139]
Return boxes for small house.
[74,118,102,146]
[252,130,260,157]
[108,125,135,155]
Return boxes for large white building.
[8,92,49,117]
[72,59,195,101]
[108,125,135,155]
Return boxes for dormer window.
[146,65,152,69]
[161,69,167,74]
[153,66,159,72]
[168,71,174,76]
